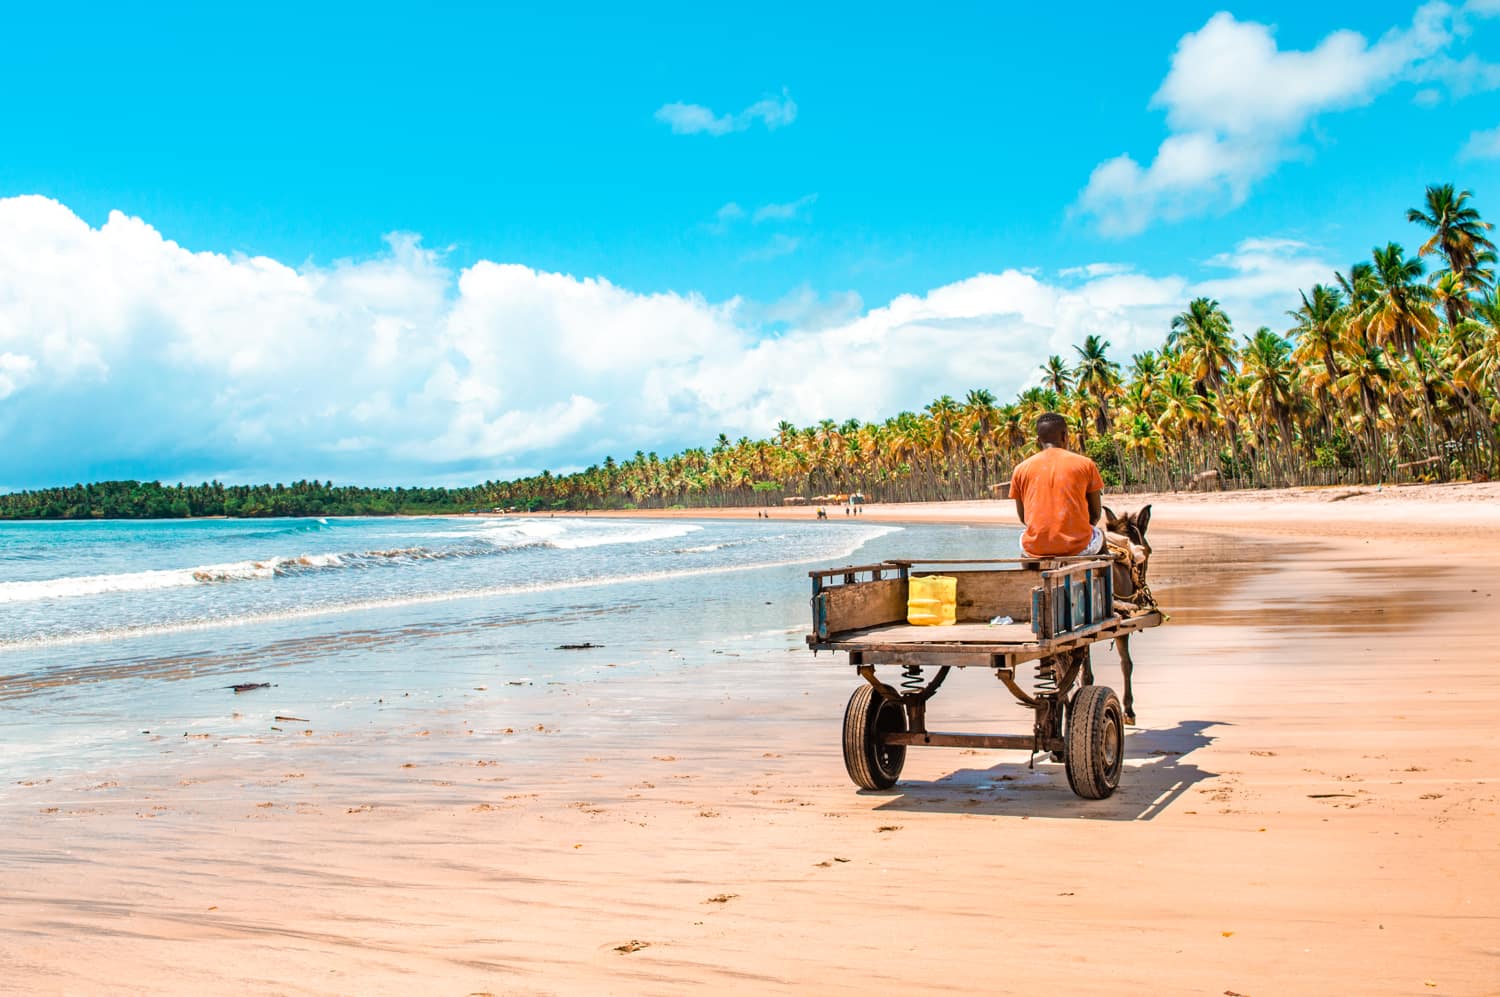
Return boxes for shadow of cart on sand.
[868,719,1224,822]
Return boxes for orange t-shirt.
[1009,447,1104,555]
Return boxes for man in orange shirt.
[1009,413,1105,558]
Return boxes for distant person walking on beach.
[1008,412,1104,558]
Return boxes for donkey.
[1091,504,1153,726]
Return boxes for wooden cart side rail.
[809,611,1161,659]
[808,561,907,582]
[884,556,1113,566]
[809,557,1123,644]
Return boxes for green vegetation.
[2,183,1497,520]
[0,480,490,519]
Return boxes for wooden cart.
[807,557,1162,798]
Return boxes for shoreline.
[2,501,1497,992]
[559,480,1500,551]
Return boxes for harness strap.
[1107,540,1161,618]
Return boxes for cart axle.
[882,731,1064,753]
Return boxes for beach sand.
[3,486,1499,994]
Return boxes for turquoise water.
[0,515,1020,777]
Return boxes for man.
[1009,412,1105,558]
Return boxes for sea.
[0,515,1020,780]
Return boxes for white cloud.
[1191,238,1337,330]
[1058,262,1135,279]
[704,202,745,234]
[1410,52,1500,95]
[1461,122,1500,157]
[1076,4,1463,235]
[0,196,1333,488]
[753,193,818,224]
[0,352,36,399]
[654,89,797,136]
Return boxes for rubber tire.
[842,684,907,790]
[1065,685,1125,800]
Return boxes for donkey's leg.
[1116,634,1136,725]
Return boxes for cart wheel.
[842,684,907,790]
[1065,685,1125,800]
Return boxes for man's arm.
[1087,489,1102,526]
[1013,498,1025,525]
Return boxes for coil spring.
[901,665,923,694]
[1033,658,1058,698]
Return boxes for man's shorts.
[1020,524,1105,558]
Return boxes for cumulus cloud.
[0,196,1334,488]
[1191,238,1338,330]
[1076,4,1466,235]
[654,89,797,136]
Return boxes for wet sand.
[3,495,1499,994]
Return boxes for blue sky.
[1,1,1498,488]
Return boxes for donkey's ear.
[1103,505,1117,525]
[1134,504,1152,536]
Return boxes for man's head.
[1036,412,1068,447]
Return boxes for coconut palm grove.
[2,183,1496,520]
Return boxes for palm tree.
[1288,284,1347,384]
[1039,355,1072,395]
[1241,328,1299,478]
[1361,242,1439,358]
[1072,335,1120,437]
[963,388,999,491]
[1336,344,1396,469]
[1168,297,1237,396]
[1127,351,1165,405]
[1407,183,1496,323]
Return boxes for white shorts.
[1020,524,1105,558]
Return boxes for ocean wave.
[547,523,703,550]
[671,533,784,555]
[418,519,703,551]
[0,521,711,605]
[2,524,904,648]
[0,552,353,603]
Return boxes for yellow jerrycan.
[907,574,957,626]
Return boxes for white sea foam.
[420,519,702,551]
[548,523,702,550]
[0,552,348,604]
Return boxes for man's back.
[1010,447,1104,556]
